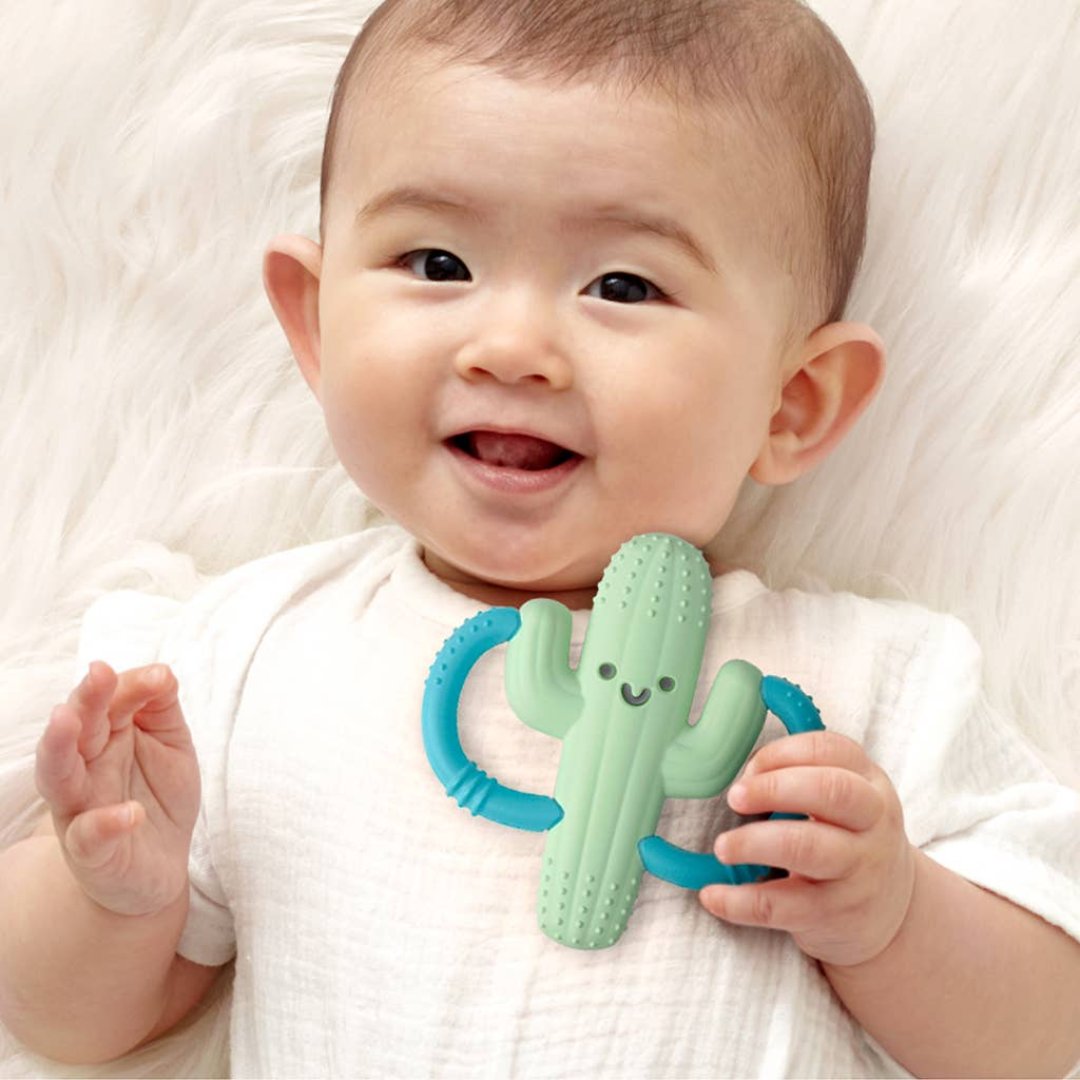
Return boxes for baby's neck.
[422,549,732,611]
[420,550,595,610]
[437,573,597,611]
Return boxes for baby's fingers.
[35,704,90,819]
[700,876,814,933]
[65,660,118,760]
[715,819,857,882]
[112,664,188,739]
[741,731,873,782]
[728,766,882,831]
[64,801,142,871]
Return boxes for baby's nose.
[452,293,572,390]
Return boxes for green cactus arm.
[660,659,766,798]
[505,598,583,739]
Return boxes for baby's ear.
[750,322,885,486]
[263,234,324,399]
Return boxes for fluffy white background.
[1,0,1077,1075]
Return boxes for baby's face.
[314,54,798,599]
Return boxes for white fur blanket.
[1,1,1077,1075]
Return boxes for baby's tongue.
[467,431,566,471]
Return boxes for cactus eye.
[658,676,676,692]
[598,663,617,680]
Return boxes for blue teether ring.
[421,607,564,832]
[637,675,823,889]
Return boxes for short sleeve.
[175,799,236,966]
[894,615,1080,944]
[76,590,237,967]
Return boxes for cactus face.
[583,533,712,737]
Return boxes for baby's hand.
[34,661,200,917]
[699,731,917,968]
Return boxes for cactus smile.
[621,683,651,706]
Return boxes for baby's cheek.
[321,399,394,488]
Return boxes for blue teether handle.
[422,608,564,832]
[638,836,771,888]
[760,675,825,735]
[639,676,824,889]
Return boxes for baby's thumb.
[64,801,141,870]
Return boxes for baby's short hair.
[320,0,875,339]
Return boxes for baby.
[3,0,1080,1076]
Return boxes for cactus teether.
[422,533,823,949]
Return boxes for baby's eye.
[585,272,664,304]
[399,249,471,282]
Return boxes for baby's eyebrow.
[354,184,717,275]
[568,206,718,276]
[355,185,482,228]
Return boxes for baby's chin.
[421,544,602,609]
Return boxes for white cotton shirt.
[76,526,1080,1079]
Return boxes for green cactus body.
[506,533,767,948]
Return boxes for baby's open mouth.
[448,431,579,471]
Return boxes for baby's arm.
[700,732,1080,1077]
[0,820,218,1063]
[822,847,1080,1079]
[0,663,221,1064]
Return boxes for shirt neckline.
[386,532,769,641]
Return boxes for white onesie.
[77,525,1080,1078]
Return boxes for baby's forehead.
[351,49,775,169]
[333,57,802,267]
[345,59,785,222]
